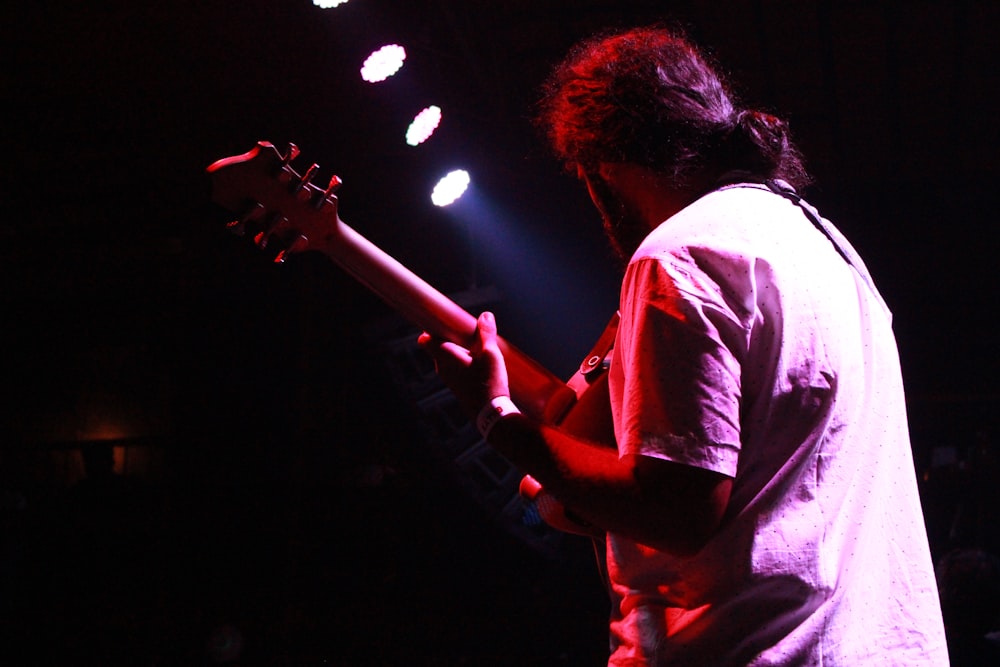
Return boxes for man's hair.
[535,25,811,191]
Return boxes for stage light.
[313,0,350,7]
[360,44,406,83]
[406,105,442,146]
[431,170,470,207]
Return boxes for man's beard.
[586,173,650,265]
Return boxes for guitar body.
[519,313,617,537]
[207,141,615,536]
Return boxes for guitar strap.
[762,179,890,317]
[577,311,619,379]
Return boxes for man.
[418,26,948,665]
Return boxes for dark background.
[3,1,999,664]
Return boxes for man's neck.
[598,162,710,230]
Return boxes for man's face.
[581,169,649,264]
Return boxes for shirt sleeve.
[615,255,744,477]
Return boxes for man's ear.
[596,162,620,182]
[600,162,662,185]
[596,162,648,204]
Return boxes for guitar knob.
[273,234,309,264]
[312,174,344,210]
[253,213,287,249]
[226,202,266,237]
[282,143,300,165]
[291,163,319,194]
[324,174,343,195]
[226,219,245,237]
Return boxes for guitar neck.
[206,141,577,425]
[310,219,577,424]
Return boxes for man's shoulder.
[637,183,810,258]
[683,183,797,223]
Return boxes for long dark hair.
[535,25,811,191]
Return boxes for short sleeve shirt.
[604,184,948,666]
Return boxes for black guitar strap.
[763,179,890,316]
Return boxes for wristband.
[475,395,520,439]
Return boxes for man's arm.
[419,311,731,557]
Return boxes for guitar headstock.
[206,141,344,263]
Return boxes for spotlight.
[431,170,470,207]
[406,105,442,146]
[360,44,406,83]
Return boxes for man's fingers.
[478,311,497,337]
[418,331,472,369]
[473,311,501,356]
[438,340,472,361]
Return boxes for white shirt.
[605,184,948,665]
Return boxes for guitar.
[206,141,615,536]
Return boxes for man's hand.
[417,311,511,421]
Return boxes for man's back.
[606,184,948,665]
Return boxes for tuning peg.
[291,163,320,194]
[226,219,245,237]
[282,143,300,165]
[312,174,343,210]
[253,213,286,249]
[273,234,310,264]
[226,202,266,237]
[324,174,343,195]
